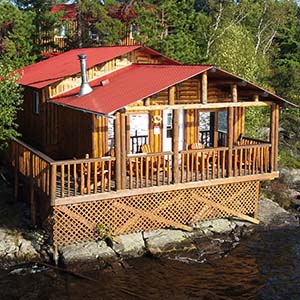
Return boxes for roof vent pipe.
[78,53,93,96]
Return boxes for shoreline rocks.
[0,197,299,271]
[61,200,290,271]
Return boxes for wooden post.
[270,104,279,171]
[92,116,98,158]
[120,113,127,189]
[144,97,151,106]
[114,112,122,190]
[274,104,279,171]
[227,107,234,177]
[214,111,219,147]
[253,95,259,102]
[29,152,36,225]
[50,164,57,206]
[209,112,215,147]
[172,109,179,184]
[231,84,238,102]
[14,144,19,201]
[270,104,275,172]
[168,86,176,105]
[201,72,207,104]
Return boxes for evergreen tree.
[270,1,300,167]
[0,1,35,67]
[68,0,125,48]
[0,62,23,149]
[13,0,65,57]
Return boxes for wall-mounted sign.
[154,126,161,135]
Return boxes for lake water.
[1,228,300,300]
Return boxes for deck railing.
[232,143,271,176]
[52,156,116,198]
[127,152,172,189]
[11,139,54,197]
[180,147,228,182]
[12,138,274,204]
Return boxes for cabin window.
[166,111,173,138]
[33,91,40,114]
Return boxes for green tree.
[269,1,300,167]
[69,0,125,48]
[13,0,65,58]
[0,63,23,149]
[210,25,258,81]
[133,0,205,63]
[0,1,35,67]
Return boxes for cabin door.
[163,110,184,151]
[129,113,149,153]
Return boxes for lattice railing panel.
[53,181,259,246]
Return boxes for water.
[1,228,300,300]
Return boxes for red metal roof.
[51,4,77,20]
[51,64,213,115]
[18,46,179,89]
[18,46,141,88]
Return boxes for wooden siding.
[207,82,231,103]
[92,115,109,158]
[18,87,46,149]
[57,106,93,159]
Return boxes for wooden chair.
[189,143,207,170]
[190,143,205,151]
[79,154,108,194]
[141,144,170,175]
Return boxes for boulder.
[258,197,298,227]
[18,239,39,259]
[193,218,236,234]
[112,232,146,258]
[61,240,117,269]
[144,229,194,255]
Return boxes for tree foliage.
[68,0,125,48]
[0,1,35,67]
[0,63,23,149]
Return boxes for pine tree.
[0,1,35,67]
[0,63,23,149]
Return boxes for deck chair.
[141,144,170,175]
[189,143,207,170]
[79,154,108,194]
[190,143,205,151]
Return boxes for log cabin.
[11,45,291,247]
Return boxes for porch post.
[50,164,57,206]
[231,84,238,103]
[114,112,122,190]
[227,107,234,177]
[231,84,238,143]
[13,143,19,201]
[201,72,207,104]
[213,111,219,147]
[172,109,180,184]
[120,112,127,189]
[270,103,279,172]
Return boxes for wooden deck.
[10,138,278,245]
